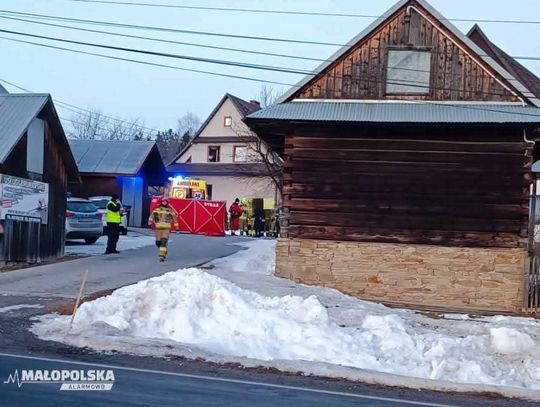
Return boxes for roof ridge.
[276,0,539,107]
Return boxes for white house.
[168,93,278,208]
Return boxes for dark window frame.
[207,145,221,163]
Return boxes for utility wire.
[0,28,531,98]
[67,0,540,25]
[0,28,313,75]
[0,77,162,134]
[0,35,298,87]
[0,9,343,46]
[0,9,538,62]
[0,30,524,96]
[0,14,326,63]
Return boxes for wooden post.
[70,269,89,328]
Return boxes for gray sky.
[1,0,539,132]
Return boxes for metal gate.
[2,219,41,263]
[526,181,540,313]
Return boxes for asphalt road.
[0,235,537,407]
[0,353,486,407]
[0,233,244,298]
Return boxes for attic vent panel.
[386,50,431,94]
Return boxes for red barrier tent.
[150,197,226,237]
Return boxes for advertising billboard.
[0,174,49,224]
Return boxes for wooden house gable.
[285,0,533,104]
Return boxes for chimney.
[250,100,260,107]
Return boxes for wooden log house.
[245,0,540,314]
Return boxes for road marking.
[0,352,461,407]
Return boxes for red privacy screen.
[150,197,226,237]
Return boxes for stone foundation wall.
[275,238,527,313]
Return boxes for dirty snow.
[0,304,43,313]
[65,232,155,256]
[32,239,540,395]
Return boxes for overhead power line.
[0,33,528,99]
[0,9,538,62]
[0,77,162,134]
[0,14,326,63]
[0,9,343,47]
[0,35,298,87]
[0,28,313,75]
[68,0,540,25]
[1,13,538,91]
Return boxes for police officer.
[105,194,122,254]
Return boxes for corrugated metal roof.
[246,102,540,124]
[69,140,156,175]
[0,94,50,163]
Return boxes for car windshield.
[67,202,98,213]
[90,199,109,209]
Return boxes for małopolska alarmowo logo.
[4,369,115,391]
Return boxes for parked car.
[88,196,129,235]
[65,198,103,244]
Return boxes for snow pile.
[490,328,535,355]
[32,257,540,391]
[65,234,155,256]
[211,240,275,275]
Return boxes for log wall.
[282,127,533,248]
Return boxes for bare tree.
[232,122,283,199]
[108,118,149,141]
[255,85,281,108]
[66,109,106,140]
[66,108,152,141]
[176,112,201,138]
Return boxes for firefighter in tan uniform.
[149,197,179,261]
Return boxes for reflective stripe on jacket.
[106,200,122,224]
[150,206,178,229]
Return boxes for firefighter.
[149,197,179,261]
[229,198,243,236]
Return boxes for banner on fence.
[0,174,49,224]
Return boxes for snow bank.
[32,239,540,395]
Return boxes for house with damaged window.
[245,0,540,314]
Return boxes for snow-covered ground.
[65,233,155,256]
[32,240,540,398]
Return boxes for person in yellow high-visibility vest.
[149,197,179,261]
[105,194,123,254]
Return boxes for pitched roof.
[0,93,79,181]
[69,139,157,175]
[276,0,540,107]
[0,94,50,163]
[246,101,540,124]
[467,24,540,100]
[167,93,261,165]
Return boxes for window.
[386,49,431,94]
[224,116,232,127]
[208,146,221,162]
[233,146,249,162]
